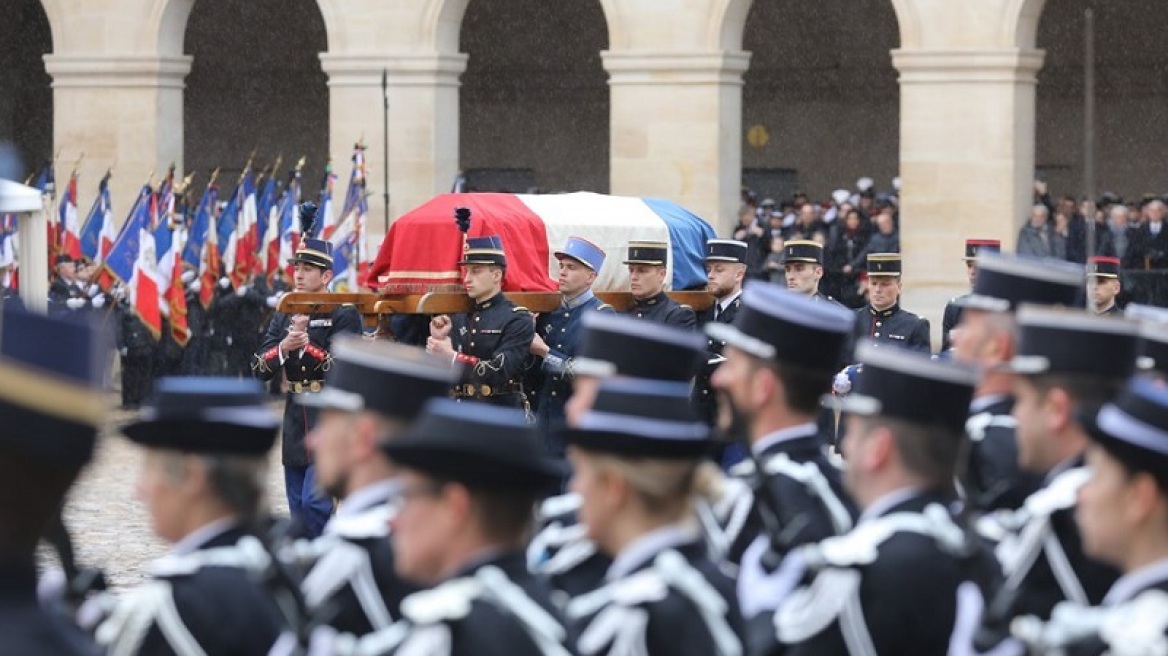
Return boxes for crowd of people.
[7,211,1168,655]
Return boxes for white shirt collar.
[338,479,402,518]
[718,290,743,313]
[1103,557,1168,605]
[858,486,921,524]
[170,517,239,556]
[752,422,818,455]
[969,393,1010,414]
[607,522,700,580]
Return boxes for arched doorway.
[741,0,900,203]
[0,0,52,179]
[1036,0,1168,201]
[183,0,328,182]
[458,0,609,193]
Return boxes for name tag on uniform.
[888,334,906,340]
[479,329,503,334]
[309,319,333,328]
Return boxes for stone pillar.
[18,207,49,313]
[43,54,191,220]
[893,48,1045,344]
[603,51,750,235]
[319,52,467,248]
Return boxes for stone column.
[319,52,467,246]
[18,207,49,313]
[603,51,750,235]
[892,48,1045,343]
[43,54,191,219]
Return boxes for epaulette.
[596,303,613,312]
[148,537,271,578]
[1011,590,1168,653]
[400,576,483,625]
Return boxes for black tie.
[714,304,722,321]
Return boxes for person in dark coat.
[279,339,457,638]
[115,297,157,410]
[1086,255,1123,315]
[254,237,362,539]
[528,236,614,457]
[973,306,1136,625]
[940,239,1000,353]
[852,253,931,353]
[48,254,88,317]
[96,377,287,656]
[316,399,570,655]
[426,235,536,409]
[220,275,268,378]
[0,309,105,656]
[563,378,746,656]
[620,240,696,329]
[771,344,999,656]
[692,239,746,428]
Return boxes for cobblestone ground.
[48,399,291,591]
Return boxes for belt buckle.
[481,384,492,396]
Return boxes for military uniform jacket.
[1097,303,1122,316]
[941,295,966,352]
[622,290,697,330]
[342,551,573,656]
[254,304,362,467]
[0,560,99,656]
[116,300,159,357]
[977,463,1120,622]
[527,493,613,604]
[96,525,286,656]
[286,481,416,637]
[564,526,745,656]
[693,294,742,426]
[450,292,536,405]
[532,291,614,436]
[965,395,1043,513]
[852,303,931,353]
[774,491,998,656]
[48,277,87,316]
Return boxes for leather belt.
[453,382,520,399]
[289,381,324,394]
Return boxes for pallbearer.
[693,238,747,427]
[852,253,930,353]
[1087,255,1123,315]
[941,238,1000,352]
[621,240,696,329]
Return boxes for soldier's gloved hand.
[66,297,86,309]
[737,537,807,618]
[190,280,202,293]
[92,295,106,309]
[119,347,128,357]
[219,276,231,289]
[236,285,249,297]
[180,269,196,284]
[87,283,100,297]
[266,295,279,308]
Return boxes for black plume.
[454,206,472,234]
[299,201,318,237]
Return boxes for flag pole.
[382,68,390,235]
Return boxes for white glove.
[226,336,233,346]
[91,295,106,309]
[266,295,279,308]
[737,538,807,618]
[236,285,249,297]
[119,347,128,357]
[219,276,231,289]
[87,283,100,296]
[190,280,202,293]
[66,297,85,309]
[180,269,196,284]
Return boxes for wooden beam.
[277,289,715,316]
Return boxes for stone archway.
[181,0,329,182]
[457,0,610,193]
[739,1,901,203]
[1034,0,1168,201]
[0,0,53,179]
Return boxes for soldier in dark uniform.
[974,306,1137,624]
[528,236,613,457]
[0,309,104,656]
[950,253,1084,513]
[319,398,569,655]
[941,238,1000,352]
[282,339,458,638]
[115,298,157,410]
[254,236,362,538]
[220,274,269,377]
[1087,255,1123,315]
[956,378,1168,655]
[621,240,696,329]
[426,235,536,409]
[562,378,745,655]
[852,252,931,353]
[48,254,88,317]
[97,377,287,655]
[771,344,999,655]
[781,239,854,365]
[179,273,210,375]
[706,284,858,653]
[693,239,746,428]
[532,313,709,601]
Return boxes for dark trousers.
[284,464,333,539]
[121,355,154,408]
